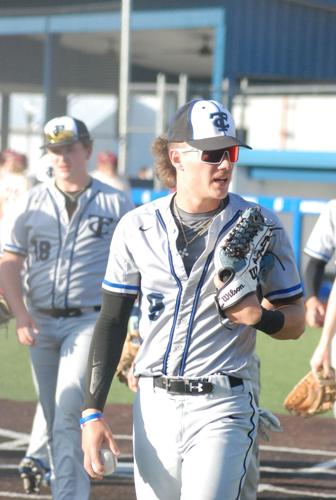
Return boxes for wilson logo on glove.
[249,266,258,280]
[219,284,245,304]
[214,206,273,312]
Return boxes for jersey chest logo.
[88,215,114,238]
[147,292,165,320]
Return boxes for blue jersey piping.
[236,391,256,500]
[47,189,63,308]
[64,191,100,308]
[102,279,140,292]
[155,208,184,375]
[179,209,241,375]
[265,282,303,299]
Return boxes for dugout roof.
[0,0,336,101]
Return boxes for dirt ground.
[1,399,336,499]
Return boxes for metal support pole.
[178,73,188,107]
[211,22,225,102]
[156,72,166,136]
[153,73,166,190]
[222,78,230,107]
[43,32,54,123]
[0,93,9,151]
[118,0,132,177]
[238,77,248,140]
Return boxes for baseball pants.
[29,310,98,500]
[25,400,50,468]
[332,337,336,417]
[240,353,261,500]
[133,375,258,500]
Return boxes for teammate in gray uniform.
[0,115,133,500]
[81,99,305,500]
[304,200,336,404]
[304,200,336,328]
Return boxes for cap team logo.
[46,123,74,144]
[53,125,65,136]
[210,112,230,133]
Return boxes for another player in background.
[310,276,336,382]
[91,150,130,193]
[304,200,336,393]
[81,99,305,500]
[0,149,31,244]
[0,149,50,492]
[0,115,133,500]
[304,200,336,328]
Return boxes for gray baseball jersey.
[3,177,133,309]
[304,199,336,263]
[103,192,303,380]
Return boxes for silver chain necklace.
[173,198,215,257]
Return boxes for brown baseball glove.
[283,368,336,417]
[116,329,141,385]
[0,293,12,326]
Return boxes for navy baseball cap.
[42,116,92,149]
[167,99,251,151]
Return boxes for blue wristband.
[80,411,103,429]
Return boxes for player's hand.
[16,313,39,346]
[310,341,333,379]
[305,296,326,328]
[82,413,120,480]
[127,364,139,393]
[224,293,262,326]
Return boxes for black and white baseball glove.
[214,206,273,312]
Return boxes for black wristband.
[253,307,285,335]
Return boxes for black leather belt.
[153,375,243,395]
[37,306,101,318]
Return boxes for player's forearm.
[266,298,305,340]
[318,280,336,348]
[0,254,27,318]
[83,290,135,411]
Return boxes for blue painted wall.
[135,0,336,82]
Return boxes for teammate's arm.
[0,251,38,345]
[81,289,136,478]
[310,276,336,377]
[304,257,327,328]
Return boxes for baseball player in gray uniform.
[0,115,133,500]
[304,200,336,405]
[81,99,305,500]
[304,200,336,328]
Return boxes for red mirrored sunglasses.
[179,145,239,164]
[200,146,239,164]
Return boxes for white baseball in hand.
[92,448,118,476]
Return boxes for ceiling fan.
[197,34,213,57]
[149,32,213,60]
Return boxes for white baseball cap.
[167,99,251,151]
[42,116,91,149]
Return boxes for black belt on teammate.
[37,306,101,318]
[153,375,243,395]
